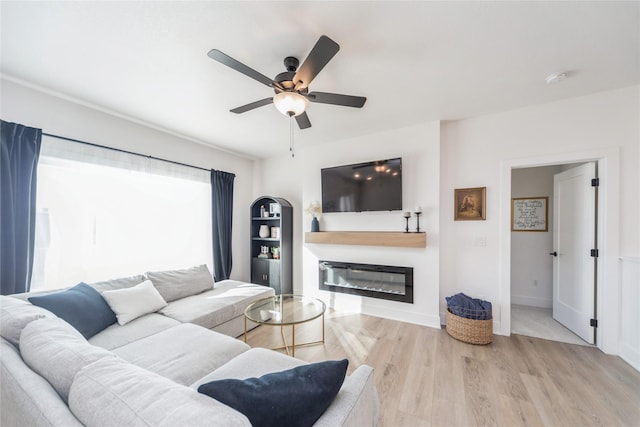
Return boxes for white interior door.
[552,162,597,344]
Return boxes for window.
[31,137,212,291]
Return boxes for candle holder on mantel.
[403,212,412,233]
[414,206,423,233]
[415,212,422,232]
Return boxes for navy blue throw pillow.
[198,359,348,427]
[28,283,117,339]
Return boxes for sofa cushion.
[69,357,250,427]
[88,313,180,351]
[28,283,116,339]
[191,348,307,389]
[198,359,349,427]
[146,264,214,303]
[113,323,249,386]
[88,274,146,292]
[102,280,168,325]
[311,365,379,427]
[158,280,274,330]
[0,295,57,346]
[0,337,84,427]
[20,318,116,403]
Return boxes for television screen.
[321,158,402,213]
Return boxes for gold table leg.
[264,309,327,357]
[244,316,247,342]
[280,325,291,356]
[292,324,296,357]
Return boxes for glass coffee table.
[244,294,326,357]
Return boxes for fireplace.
[318,260,413,303]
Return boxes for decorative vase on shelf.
[259,225,270,238]
[305,201,322,232]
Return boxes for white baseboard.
[620,343,640,373]
[324,293,441,330]
[360,303,442,330]
[492,320,504,336]
[511,295,552,308]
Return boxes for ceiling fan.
[207,35,367,130]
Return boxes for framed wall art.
[511,197,548,232]
[454,187,486,221]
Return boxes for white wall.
[0,78,256,282]
[255,121,441,328]
[510,165,561,308]
[441,86,639,357]
[619,257,640,371]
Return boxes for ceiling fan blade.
[230,97,273,114]
[208,49,283,90]
[293,36,340,91]
[295,112,312,129]
[307,92,367,108]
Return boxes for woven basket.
[445,308,493,345]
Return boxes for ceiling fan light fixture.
[273,92,307,117]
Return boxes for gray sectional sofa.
[0,266,379,426]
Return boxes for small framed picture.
[454,187,486,221]
[511,197,548,232]
[269,203,281,217]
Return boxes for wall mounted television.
[321,158,402,213]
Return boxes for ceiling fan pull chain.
[289,114,295,158]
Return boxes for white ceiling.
[1,1,638,159]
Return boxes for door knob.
[549,251,558,257]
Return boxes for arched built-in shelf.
[251,196,292,294]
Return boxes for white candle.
[403,211,411,218]
[415,206,422,213]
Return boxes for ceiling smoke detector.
[545,71,568,84]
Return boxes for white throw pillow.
[102,280,168,325]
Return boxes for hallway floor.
[511,304,593,346]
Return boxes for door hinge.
[590,318,598,328]
[590,249,599,257]
[591,178,600,187]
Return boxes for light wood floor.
[244,309,640,427]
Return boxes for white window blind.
[31,136,212,291]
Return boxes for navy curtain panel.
[210,169,235,281]
[1,121,42,295]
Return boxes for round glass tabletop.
[245,294,326,326]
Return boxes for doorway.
[499,147,621,355]
[510,164,595,346]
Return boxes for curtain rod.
[42,132,210,173]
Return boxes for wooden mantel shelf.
[304,231,426,248]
